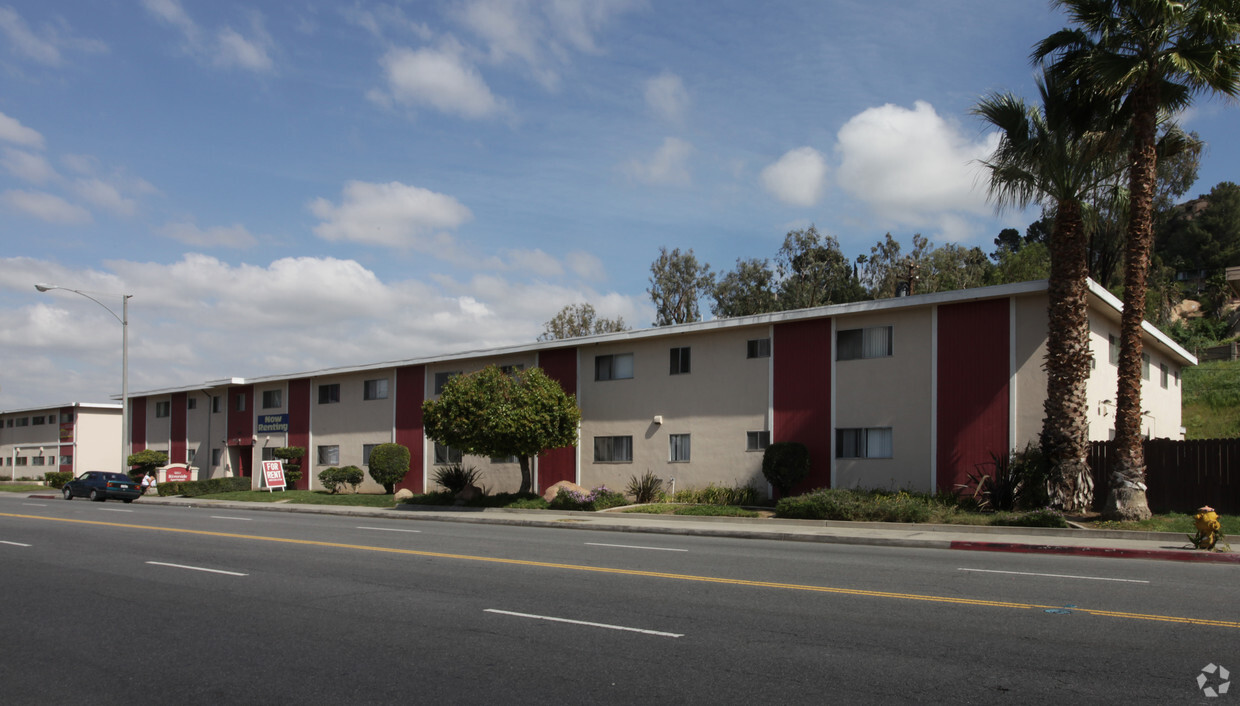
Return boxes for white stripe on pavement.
[146,561,248,576]
[0,540,32,547]
[357,526,421,533]
[485,609,683,638]
[958,568,1149,584]
[586,542,687,552]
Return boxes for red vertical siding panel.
[537,347,579,491]
[936,299,1010,492]
[226,385,254,476]
[288,378,311,490]
[130,396,147,456]
[170,392,187,464]
[773,319,832,492]
[394,366,425,493]
[59,405,74,472]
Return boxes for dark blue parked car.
[62,471,141,503]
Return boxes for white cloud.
[565,251,605,281]
[74,178,138,217]
[1,189,91,224]
[214,25,274,72]
[0,112,45,149]
[376,44,503,119]
[835,101,996,227]
[760,147,828,207]
[644,71,688,123]
[309,180,473,249]
[141,0,199,41]
[623,137,693,186]
[157,222,259,249]
[2,148,58,183]
[0,6,105,66]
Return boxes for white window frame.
[262,389,282,409]
[669,433,691,462]
[747,338,771,359]
[837,326,893,361]
[318,383,340,404]
[746,430,770,451]
[364,378,389,401]
[317,445,340,466]
[835,427,893,459]
[595,353,634,381]
[593,435,633,463]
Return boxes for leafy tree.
[776,226,864,308]
[1158,181,1240,275]
[538,303,629,341]
[923,243,994,293]
[975,69,1126,511]
[422,366,581,495]
[990,241,1052,285]
[994,227,1024,256]
[367,443,410,494]
[860,232,931,298]
[127,449,169,481]
[711,257,778,318]
[272,446,305,485]
[1037,0,1240,520]
[648,246,713,326]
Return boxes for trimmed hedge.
[158,476,252,497]
[44,471,73,489]
[776,488,935,523]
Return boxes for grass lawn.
[622,503,763,518]
[1183,360,1240,439]
[0,484,48,493]
[1084,512,1238,535]
[195,490,398,507]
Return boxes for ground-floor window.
[594,436,633,463]
[835,427,893,459]
[434,442,463,465]
[747,431,770,451]
[669,433,691,462]
[317,445,340,465]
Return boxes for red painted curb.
[950,540,1240,564]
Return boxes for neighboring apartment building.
[122,279,1194,497]
[0,403,122,479]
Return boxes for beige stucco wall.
[1011,294,1050,450]
[833,308,934,492]
[577,326,771,494]
[74,407,122,473]
[304,372,397,492]
[1087,313,1186,441]
[0,405,121,476]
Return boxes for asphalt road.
[1,499,1235,704]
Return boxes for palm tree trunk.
[1042,200,1093,512]
[1106,83,1158,521]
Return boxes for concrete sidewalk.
[66,493,1234,565]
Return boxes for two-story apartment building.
[119,279,1193,497]
[0,403,121,479]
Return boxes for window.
[211,448,222,466]
[60,412,74,423]
[363,444,379,465]
[1174,369,1180,387]
[434,372,460,395]
[1142,353,1151,381]
[32,415,45,425]
[669,347,691,375]
[261,447,276,461]
[317,445,340,465]
[837,326,893,360]
[364,378,389,401]
[15,417,28,427]
[154,401,170,418]
[1108,335,1119,365]
[1160,363,1169,389]
[262,389,282,409]
[669,433,691,462]
[490,455,518,464]
[318,383,340,404]
[212,396,222,413]
[235,394,246,412]
[836,427,893,459]
[32,456,45,466]
[4,419,10,427]
[747,338,771,359]
[434,442,462,465]
[595,353,634,381]
[187,448,196,464]
[187,397,197,411]
[499,364,524,376]
[747,431,770,451]
[59,455,71,466]
[593,436,633,463]
[15,457,26,466]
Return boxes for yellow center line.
[6,511,1237,630]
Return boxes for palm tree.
[1035,0,1240,521]
[974,71,1125,512]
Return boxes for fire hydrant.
[1189,506,1223,551]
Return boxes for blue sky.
[1,1,1237,411]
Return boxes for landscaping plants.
[549,485,628,511]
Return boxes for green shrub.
[319,466,364,494]
[762,441,810,497]
[673,505,760,518]
[776,488,936,523]
[626,470,664,503]
[433,464,483,494]
[368,443,410,494]
[127,449,168,482]
[549,486,628,511]
[671,482,759,506]
[44,471,73,489]
[159,476,252,497]
[272,446,305,484]
[990,508,1069,528]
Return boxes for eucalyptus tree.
[974,71,1126,511]
[648,246,713,326]
[1035,0,1240,520]
[539,303,629,341]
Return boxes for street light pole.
[35,284,133,473]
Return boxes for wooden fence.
[1087,439,1239,514]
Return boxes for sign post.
[261,459,286,493]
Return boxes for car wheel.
[122,498,133,504]
[63,486,73,500]
[89,489,103,502]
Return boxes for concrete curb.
[950,540,1240,564]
